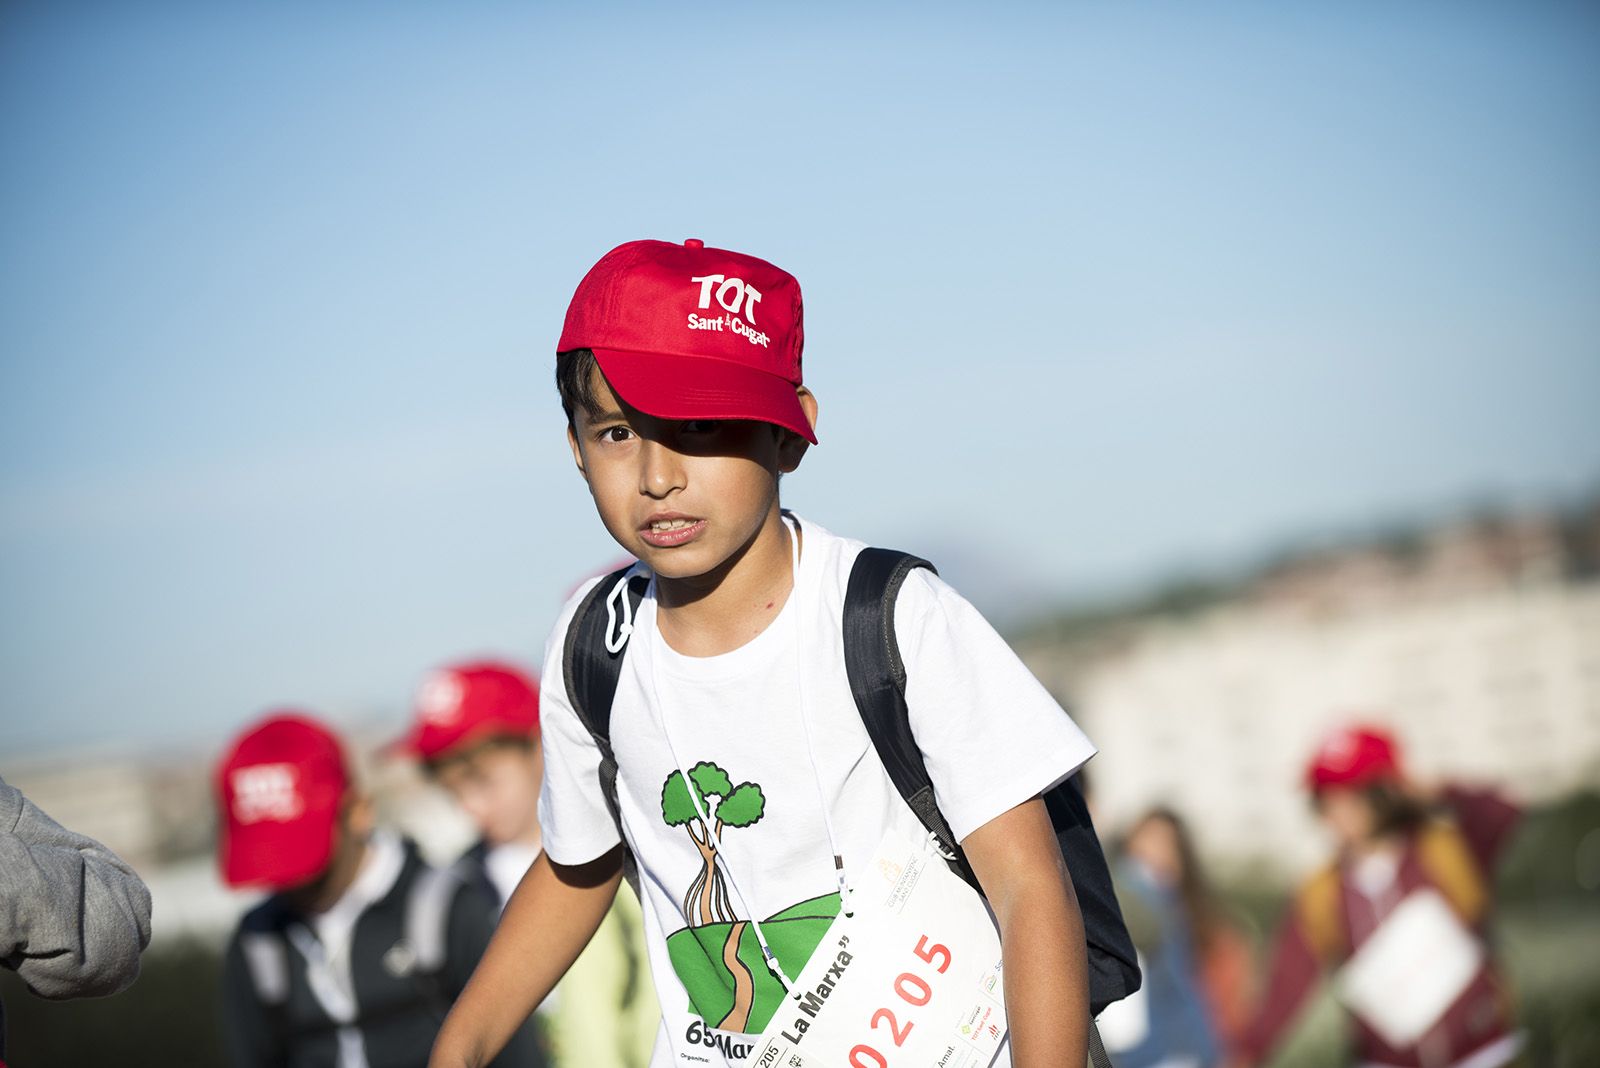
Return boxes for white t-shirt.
[538,517,1095,1068]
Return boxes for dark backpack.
[561,548,1141,1022]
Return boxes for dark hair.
[1309,779,1432,840]
[422,733,535,776]
[555,349,605,427]
[1361,781,1432,838]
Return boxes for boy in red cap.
[430,239,1100,1068]
[398,662,548,908]
[398,660,657,1068]
[216,711,546,1068]
[1233,724,1523,1068]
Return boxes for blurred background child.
[1123,808,1259,1061]
[216,711,546,1068]
[1100,806,1224,1068]
[1233,724,1523,1068]
[395,661,656,1068]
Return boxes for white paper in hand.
[1336,887,1483,1048]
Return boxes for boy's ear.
[567,425,590,482]
[778,388,819,473]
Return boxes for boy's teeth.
[651,519,693,532]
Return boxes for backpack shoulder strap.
[845,547,1130,1052]
[561,563,647,889]
[238,929,291,1006]
[237,900,293,1006]
[843,547,974,882]
[405,859,466,977]
[563,564,648,749]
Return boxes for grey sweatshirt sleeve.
[0,774,154,998]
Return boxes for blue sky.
[2,2,1597,756]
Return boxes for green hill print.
[665,891,842,1033]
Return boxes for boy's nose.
[638,438,685,498]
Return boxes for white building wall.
[1048,581,1600,881]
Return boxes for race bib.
[748,829,1007,1068]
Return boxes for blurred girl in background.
[1099,807,1224,1068]
[1233,724,1523,1068]
[1124,808,1259,1059]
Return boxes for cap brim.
[220,809,339,890]
[592,348,818,444]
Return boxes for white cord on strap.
[604,571,636,654]
[652,646,798,990]
[642,544,798,990]
[642,516,857,991]
[787,515,856,920]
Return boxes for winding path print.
[716,920,754,1032]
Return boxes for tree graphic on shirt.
[658,759,840,1036]
[661,761,766,926]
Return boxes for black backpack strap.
[562,563,647,889]
[842,548,979,886]
[844,546,1140,1031]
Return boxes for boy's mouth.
[639,514,706,548]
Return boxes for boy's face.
[567,364,816,582]
[432,738,543,847]
[1124,817,1182,888]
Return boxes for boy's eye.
[599,425,633,443]
[680,420,719,435]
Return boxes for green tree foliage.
[716,782,766,828]
[661,760,767,928]
[661,761,734,826]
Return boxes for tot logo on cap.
[395,660,540,763]
[557,238,815,444]
[416,670,468,728]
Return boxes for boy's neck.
[655,508,795,657]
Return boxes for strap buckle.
[929,829,961,863]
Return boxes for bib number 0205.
[848,934,953,1068]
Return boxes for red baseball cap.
[557,238,815,443]
[394,660,540,763]
[1306,724,1404,791]
[216,712,351,890]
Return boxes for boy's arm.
[962,797,1089,1068]
[0,776,153,999]
[429,846,624,1068]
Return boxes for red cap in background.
[1306,724,1404,791]
[394,660,540,763]
[216,712,350,890]
[557,238,814,443]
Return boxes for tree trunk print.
[678,817,735,926]
[715,920,754,1033]
[662,764,765,927]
